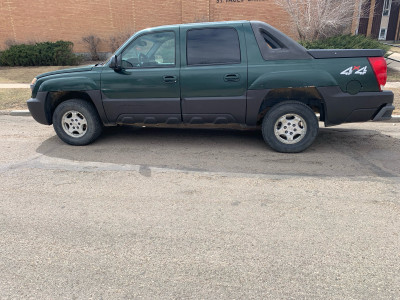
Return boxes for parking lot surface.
[1,115,399,299]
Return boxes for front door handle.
[163,75,177,83]
[224,74,240,82]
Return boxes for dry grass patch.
[387,66,400,82]
[388,87,400,114]
[0,66,76,84]
[0,89,31,110]
[389,46,400,54]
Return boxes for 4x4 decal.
[340,66,367,76]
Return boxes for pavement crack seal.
[0,145,62,173]
[326,134,398,178]
[139,165,152,177]
[0,153,46,173]
[30,156,141,172]
[1,155,399,182]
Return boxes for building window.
[186,28,241,66]
[379,28,387,40]
[383,0,391,16]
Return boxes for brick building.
[0,0,292,53]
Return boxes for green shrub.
[0,41,81,66]
[299,34,390,54]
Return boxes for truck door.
[101,29,181,124]
[179,24,248,124]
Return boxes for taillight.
[368,57,387,91]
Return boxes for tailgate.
[308,49,385,59]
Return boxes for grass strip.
[0,66,75,83]
[0,89,31,110]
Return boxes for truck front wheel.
[52,99,103,145]
[262,101,318,153]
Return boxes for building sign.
[216,0,267,3]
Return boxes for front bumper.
[317,86,394,126]
[27,91,51,125]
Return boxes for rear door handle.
[224,74,240,82]
[163,75,177,83]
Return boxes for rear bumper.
[317,86,394,126]
[372,104,395,121]
[27,91,51,125]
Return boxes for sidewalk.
[0,83,30,88]
[387,52,400,72]
[388,52,400,62]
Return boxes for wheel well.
[46,91,95,124]
[256,87,325,125]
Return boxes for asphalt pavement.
[0,116,399,299]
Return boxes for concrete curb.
[385,82,400,88]
[10,110,32,116]
[0,110,31,116]
[1,110,400,122]
[384,115,400,122]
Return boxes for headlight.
[30,78,37,90]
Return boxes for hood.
[36,65,95,79]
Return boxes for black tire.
[52,99,103,146]
[261,101,319,153]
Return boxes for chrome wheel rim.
[61,110,88,138]
[274,114,307,144]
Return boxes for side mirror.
[109,55,121,71]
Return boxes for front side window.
[186,28,241,66]
[121,31,175,68]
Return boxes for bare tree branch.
[275,0,367,41]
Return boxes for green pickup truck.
[28,21,394,152]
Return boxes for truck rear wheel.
[262,101,318,153]
[53,99,103,145]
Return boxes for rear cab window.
[186,28,241,66]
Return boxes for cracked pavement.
[1,115,400,299]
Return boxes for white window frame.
[383,0,392,16]
[379,28,388,40]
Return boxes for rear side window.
[261,31,283,49]
[187,28,241,66]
